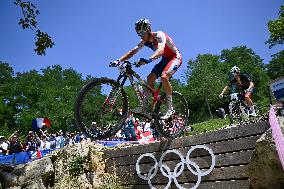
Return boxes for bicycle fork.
[102,88,119,112]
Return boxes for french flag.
[32,118,51,131]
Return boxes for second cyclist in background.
[219,66,256,116]
[110,18,182,119]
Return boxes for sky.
[0,0,283,82]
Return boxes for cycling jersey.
[229,73,251,89]
[137,31,182,77]
[228,73,255,97]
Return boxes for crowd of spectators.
[0,130,89,157]
[0,113,187,158]
[112,112,186,142]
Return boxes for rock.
[0,142,122,189]
[51,142,106,189]
[0,171,17,188]
[249,116,284,189]
[0,164,14,173]
[12,156,54,188]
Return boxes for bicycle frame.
[115,61,164,112]
[229,93,249,118]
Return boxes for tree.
[0,62,16,134]
[184,54,226,122]
[14,0,54,55]
[266,5,284,48]
[0,63,85,135]
[266,50,284,80]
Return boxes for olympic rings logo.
[136,145,215,189]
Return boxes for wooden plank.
[130,180,250,189]
[120,165,249,185]
[103,121,269,159]
[105,135,259,168]
[107,150,253,176]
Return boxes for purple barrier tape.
[269,106,284,170]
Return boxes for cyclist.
[219,66,256,116]
[110,19,182,119]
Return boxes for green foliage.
[0,62,84,136]
[185,118,229,136]
[13,0,54,55]
[68,155,85,176]
[266,50,284,80]
[266,5,284,48]
[34,30,55,56]
[184,54,227,122]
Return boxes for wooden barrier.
[103,121,269,189]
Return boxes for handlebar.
[109,60,142,68]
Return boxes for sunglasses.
[232,71,240,75]
[137,31,146,38]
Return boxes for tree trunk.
[206,96,213,119]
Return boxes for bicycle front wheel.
[229,101,242,125]
[74,77,128,140]
[154,91,189,138]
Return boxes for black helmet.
[135,19,151,37]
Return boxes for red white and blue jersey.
[136,31,182,77]
[137,31,181,59]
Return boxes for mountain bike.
[74,60,189,139]
[224,92,259,125]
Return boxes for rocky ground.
[0,142,127,189]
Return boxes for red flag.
[43,118,51,128]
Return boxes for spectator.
[39,135,51,150]
[0,136,9,155]
[8,135,23,155]
[65,132,75,145]
[90,122,99,136]
[134,118,142,140]
[24,131,40,152]
[80,133,87,143]
[150,120,160,141]
[123,113,137,141]
[115,129,123,140]
[143,122,151,132]
[48,134,56,149]
[75,131,81,143]
[55,130,65,149]
[216,108,227,119]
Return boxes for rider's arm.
[118,41,144,62]
[247,81,254,90]
[220,85,229,95]
[242,73,254,91]
[149,31,166,61]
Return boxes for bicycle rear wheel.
[74,77,128,140]
[154,91,189,138]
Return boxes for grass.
[185,118,230,136]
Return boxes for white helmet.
[135,19,151,37]
[230,66,240,75]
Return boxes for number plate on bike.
[230,93,239,101]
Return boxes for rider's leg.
[160,57,182,119]
[245,96,253,106]
[146,73,157,103]
[147,73,157,90]
[245,92,256,115]
[161,72,173,110]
